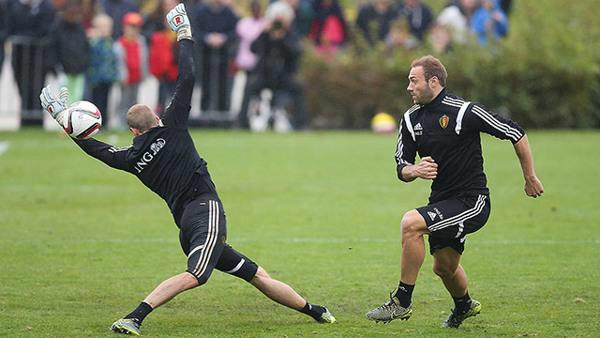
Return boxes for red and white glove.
[166,3,192,41]
[40,85,70,128]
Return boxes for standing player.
[40,4,335,336]
[366,55,544,327]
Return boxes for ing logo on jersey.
[439,115,449,129]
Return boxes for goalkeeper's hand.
[166,3,192,41]
[40,85,70,128]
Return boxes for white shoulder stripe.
[402,105,420,141]
[442,96,465,104]
[472,105,523,141]
[442,101,462,108]
[455,101,471,135]
[442,97,464,108]
[395,127,412,165]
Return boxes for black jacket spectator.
[251,30,302,88]
[53,18,90,74]
[356,1,399,45]
[400,0,434,41]
[6,0,56,39]
[0,0,8,75]
[245,28,307,129]
[192,3,239,48]
[6,0,56,124]
[192,2,239,112]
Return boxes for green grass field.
[1,129,599,337]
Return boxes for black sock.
[394,282,415,308]
[300,303,326,320]
[453,292,471,313]
[124,302,153,324]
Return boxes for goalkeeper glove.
[40,85,69,128]
[166,3,192,41]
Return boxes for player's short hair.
[127,104,157,133]
[411,55,448,87]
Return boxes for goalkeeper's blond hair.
[127,104,157,133]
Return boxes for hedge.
[300,0,600,128]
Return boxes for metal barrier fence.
[0,38,244,130]
[6,36,52,126]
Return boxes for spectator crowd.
[0,0,513,130]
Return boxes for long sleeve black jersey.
[73,39,216,226]
[395,88,524,203]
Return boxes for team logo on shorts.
[439,115,449,129]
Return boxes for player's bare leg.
[367,210,428,323]
[111,272,199,335]
[250,266,336,323]
[143,272,199,308]
[400,210,429,285]
[433,247,481,328]
[433,248,467,297]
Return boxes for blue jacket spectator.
[471,0,508,45]
[99,0,139,40]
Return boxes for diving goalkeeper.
[40,4,335,336]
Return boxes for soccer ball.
[65,101,102,140]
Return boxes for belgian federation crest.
[439,115,449,129]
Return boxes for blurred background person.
[0,0,8,79]
[6,0,57,125]
[471,0,508,45]
[499,0,512,17]
[356,0,399,46]
[81,0,100,31]
[87,14,118,128]
[399,0,434,41]
[144,0,179,114]
[245,1,307,130]
[99,0,139,40]
[385,17,418,53]
[283,0,315,37]
[308,0,348,57]
[437,0,480,44]
[428,23,453,54]
[232,0,266,126]
[114,11,148,129]
[192,0,239,113]
[52,0,90,103]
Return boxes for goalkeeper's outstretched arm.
[40,86,131,172]
[73,138,131,172]
[161,3,195,128]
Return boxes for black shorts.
[178,198,258,284]
[416,194,491,255]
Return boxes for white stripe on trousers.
[225,258,246,274]
[455,222,465,238]
[428,195,486,232]
[192,200,220,277]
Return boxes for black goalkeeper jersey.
[73,39,216,226]
[395,89,525,203]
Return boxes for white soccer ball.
[65,101,102,140]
